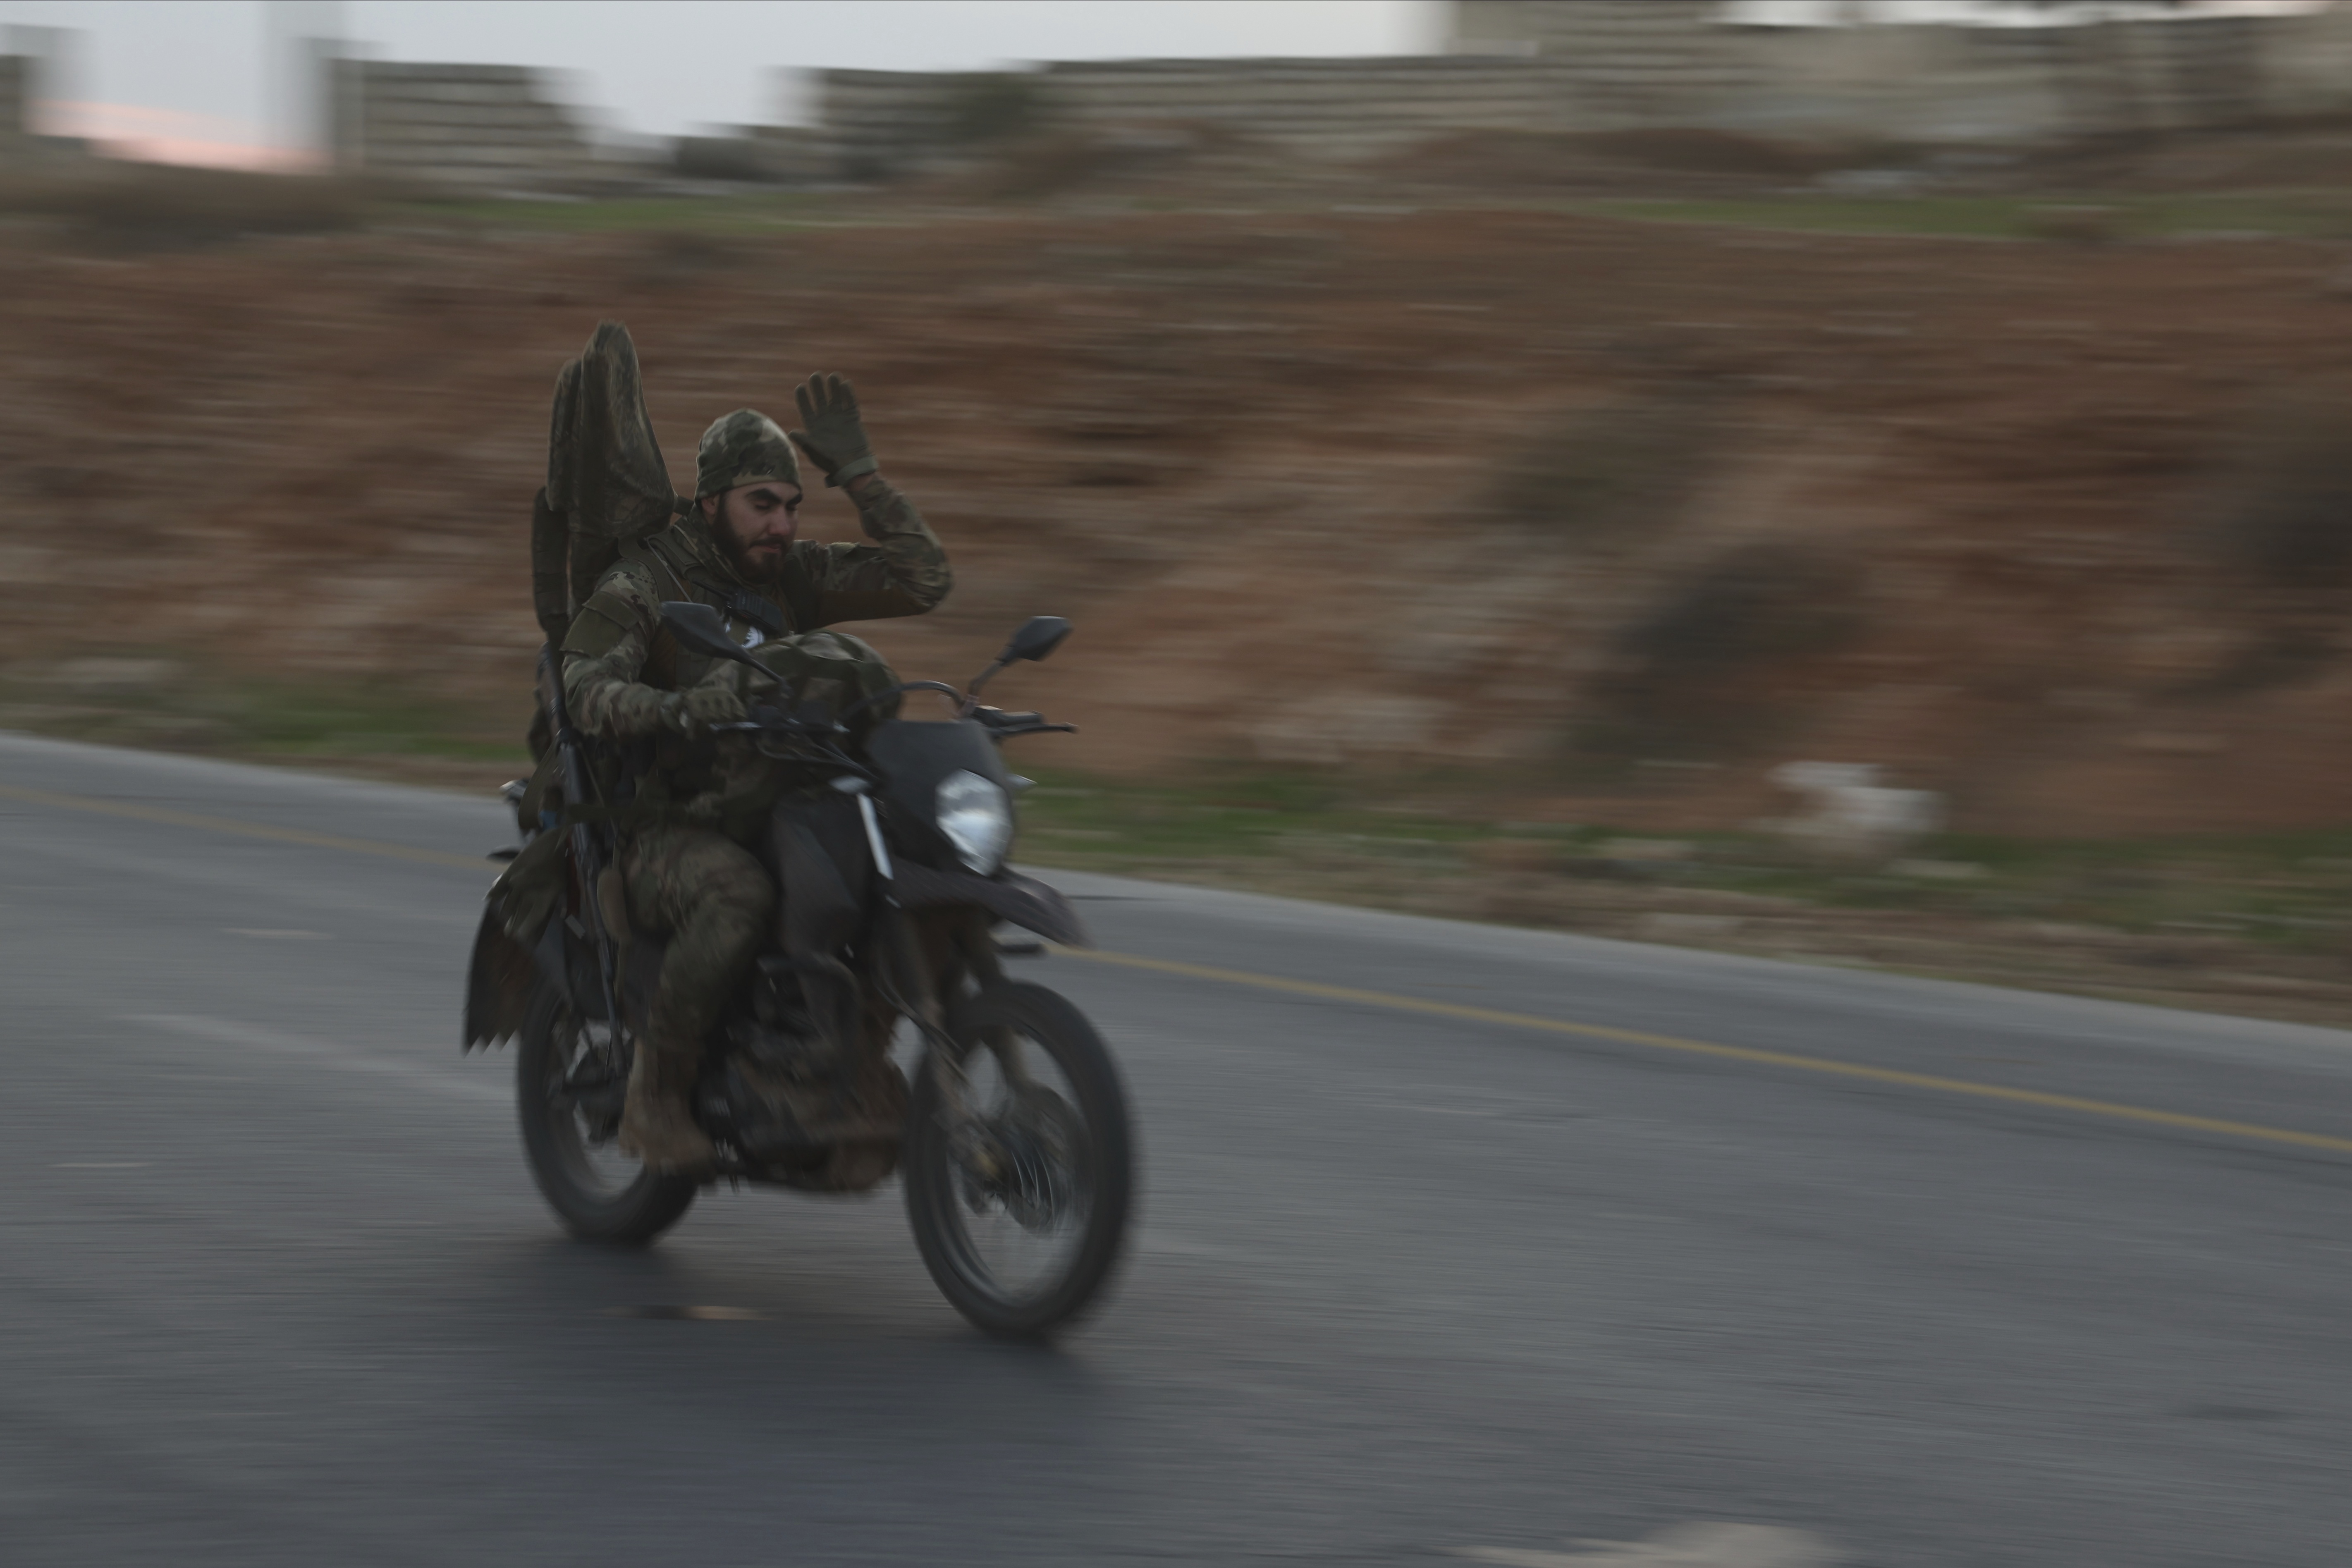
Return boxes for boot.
[618,1034,715,1176]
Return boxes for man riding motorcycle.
[556,374,951,1173]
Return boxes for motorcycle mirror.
[1000,616,1072,665]
[659,601,767,671]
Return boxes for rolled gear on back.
[478,321,684,1051]
[516,320,694,824]
[534,320,686,650]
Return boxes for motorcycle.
[464,608,1133,1338]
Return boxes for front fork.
[839,781,1029,1148]
[880,903,1027,1181]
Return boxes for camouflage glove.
[671,675,748,735]
[788,373,878,489]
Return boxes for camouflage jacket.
[560,478,950,743]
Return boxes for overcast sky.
[0,0,2320,164]
[0,0,1442,158]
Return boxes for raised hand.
[787,373,879,489]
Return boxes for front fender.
[888,863,1090,948]
[463,900,538,1051]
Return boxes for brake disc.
[994,1088,1085,1232]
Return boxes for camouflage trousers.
[621,824,775,1052]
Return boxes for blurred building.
[813,56,1577,174]
[328,61,603,193]
[306,0,2352,194]
[812,0,2352,180]
[1446,0,2352,142]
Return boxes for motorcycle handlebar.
[970,706,1075,739]
[709,693,1072,742]
[708,716,839,736]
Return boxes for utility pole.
[265,0,345,166]
[3,22,76,135]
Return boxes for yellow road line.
[0,783,490,872]
[1059,947,2352,1157]
[12,777,2345,1156]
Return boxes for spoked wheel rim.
[925,1024,1101,1312]
[538,1006,647,1199]
[518,986,697,1245]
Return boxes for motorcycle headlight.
[936,769,1013,874]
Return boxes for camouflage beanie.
[696,408,802,498]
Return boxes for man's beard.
[719,532,786,586]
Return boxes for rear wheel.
[516,985,697,1245]
[905,982,1134,1338]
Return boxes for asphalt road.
[5,731,2351,1568]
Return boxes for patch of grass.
[1575,192,2352,241]
[1912,829,2352,951]
[1009,762,2352,956]
[0,662,528,779]
[1012,763,1507,870]
[207,684,522,764]
[12,667,2349,975]
[1383,127,1836,192]
[0,170,855,243]
[380,191,846,235]
[0,165,372,249]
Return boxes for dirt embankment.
[2,202,2350,835]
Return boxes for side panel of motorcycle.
[889,861,1091,948]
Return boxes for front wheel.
[516,985,698,1245]
[905,981,1135,1338]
